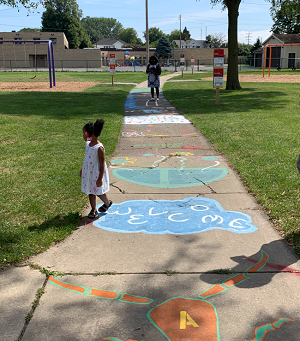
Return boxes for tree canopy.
[205,33,226,48]
[270,0,300,34]
[81,17,123,44]
[19,27,41,32]
[119,27,138,44]
[182,26,191,40]
[42,0,92,49]
[2,0,40,9]
[144,27,164,44]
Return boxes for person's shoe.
[156,98,159,101]
[150,97,155,101]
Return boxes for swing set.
[0,39,56,88]
[263,43,300,77]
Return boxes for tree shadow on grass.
[164,87,289,115]
[0,86,132,119]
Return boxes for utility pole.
[245,32,252,45]
[146,0,149,63]
[179,14,181,49]
[201,23,202,40]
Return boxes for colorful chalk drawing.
[251,318,294,341]
[48,251,294,340]
[124,115,190,125]
[92,198,258,234]
[112,167,228,188]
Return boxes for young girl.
[146,55,161,101]
[80,119,112,219]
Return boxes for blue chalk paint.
[93,197,258,234]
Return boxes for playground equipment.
[263,43,300,77]
[0,40,56,88]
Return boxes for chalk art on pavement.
[124,115,190,124]
[93,197,258,234]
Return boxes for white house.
[96,38,127,49]
[172,39,208,49]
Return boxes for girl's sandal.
[98,200,113,213]
[88,209,98,219]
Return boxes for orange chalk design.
[148,297,219,341]
[49,276,86,294]
[198,284,227,299]
[247,251,269,274]
[88,288,118,299]
[223,273,248,286]
[119,293,153,304]
[251,317,294,341]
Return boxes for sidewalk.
[1,73,300,341]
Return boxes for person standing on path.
[146,55,161,101]
[80,119,112,219]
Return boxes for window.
[50,38,57,44]
[33,38,40,44]
[14,38,22,45]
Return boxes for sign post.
[110,54,116,86]
[213,49,224,105]
[191,56,194,75]
[180,54,185,78]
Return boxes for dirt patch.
[0,81,100,92]
[202,74,300,83]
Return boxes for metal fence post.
[197,59,199,71]
[175,59,177,72]
[61,60,63,71]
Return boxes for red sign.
[110,54,115,59]
[110,64,115,70]
[213,68,223,77]
[214,49,224,57]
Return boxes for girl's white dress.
[81,142,109,195]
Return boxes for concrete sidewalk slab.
[15,72,300,340]
[0,267,45,341]
[22,273,300,341]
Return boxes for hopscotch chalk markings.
[124,115,190,125]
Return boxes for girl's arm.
[146,63,151,73]
[96,146,105,187]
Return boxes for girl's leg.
[151,87,154,99]
[89,194,97,210]
[155,87,159,99]
[98,193,110,207]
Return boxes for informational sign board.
[110,54,116,75]
[191,56,194,69]
[213,49,224,89]
[180,54,185,70]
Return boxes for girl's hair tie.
[85,132,89,137]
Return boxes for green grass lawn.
[0,82,135,268]
[0,70,172,83]
[163,74,300,256]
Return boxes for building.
[172,39,208,49]
[253,33,300,69]
[0,31,101,68]
[95,38,127,49]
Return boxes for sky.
[0,0,274,45]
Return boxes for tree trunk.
[226,0,242,90]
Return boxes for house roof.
[96,38,127,45]
[264,33,300,45]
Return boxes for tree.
[205,34,226,48]
[182,26,191,40]
[155,36,173,59]
[198,0,242,90]
[119,27,138,44]
[168,29,181,42]
[250,38,262,55]
[42,0,92,49]
[3,0,39,9]
[144,27,164,44]
[271,8,300,33]
[81,17,123,44]
[19,28,41,32]
[238,43,252,56]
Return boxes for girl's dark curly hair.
[83,121,94,137]
[94,119,105,137]
[149,55,158,65]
